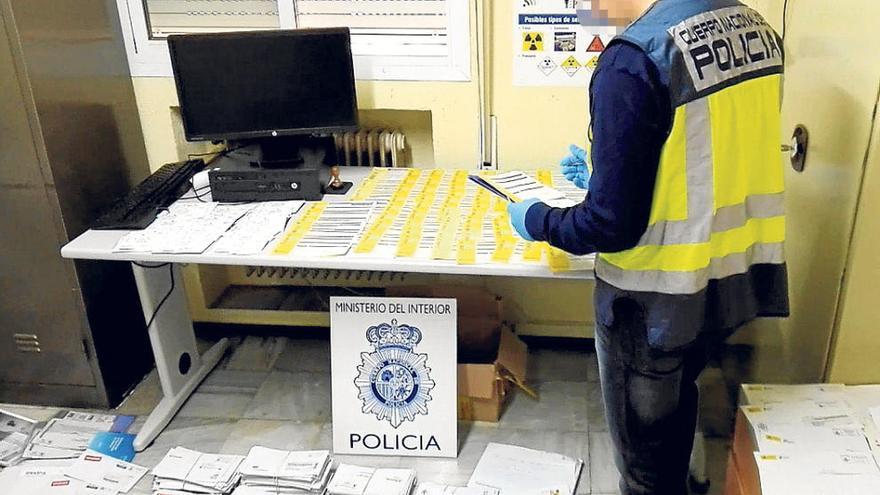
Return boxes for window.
[143,1,281,38]
[117,0,471,81]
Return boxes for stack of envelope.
[326,464,416,495]
[23,412,134,461]
[152,447,244,495]
[234,447,332,494]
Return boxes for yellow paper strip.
[547,246,572,272]
[353,169,423,254]
[273,202,327,254]
[491,238,516,263]
[536,168,553,187]
[395,171,443,258]
[350,168,387,200]
[432,212,459,260]
[522,242,544,262]
[456,238,477,265]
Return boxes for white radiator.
[333,128,408,168]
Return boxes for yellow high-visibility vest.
[596,1,786,297]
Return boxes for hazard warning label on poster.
[522,32,545,51]
[513,0,620,87]
[586,35,606,52]
[561,55,581,77]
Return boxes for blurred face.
[584,0,654,27]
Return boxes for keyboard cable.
[132,262,175,331]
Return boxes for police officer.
[507,1,789,493]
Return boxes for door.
[826,89,880,384]
[732,0,880,382]
[0,5,96,387]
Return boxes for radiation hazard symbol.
[585,56,600,71]
[537,57,557,76]
[561,56,581,77]
[522,32,544,51]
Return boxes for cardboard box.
[457,326,528,422]
[385,285,505,362]
[385,285,529,422]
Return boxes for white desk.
[61,166,594,451]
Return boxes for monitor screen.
[168,28,358,141]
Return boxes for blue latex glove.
[560,144,590,190]
[507,198,543,242]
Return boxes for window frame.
[116,0,471,81]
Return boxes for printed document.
[468,443,583,495]
[469,172,577,208]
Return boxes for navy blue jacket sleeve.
[523,42,672,255]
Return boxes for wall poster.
[514,0,620,87]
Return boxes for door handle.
[782,125,809,172]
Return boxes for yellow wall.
[132,78,480,170]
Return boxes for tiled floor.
[1,335,731,494]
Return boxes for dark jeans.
[595,300,718,495]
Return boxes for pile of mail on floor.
[152,447,244,494]
[234,447,332,494]
[730,383,880,495]
[325,464,416,495]
[467,443,584,495]
[0,406,592,495]
[23,410,135,461]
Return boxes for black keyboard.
[91,159,206,230]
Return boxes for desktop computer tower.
[208,137,336,202]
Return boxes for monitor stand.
[226,135,338,170]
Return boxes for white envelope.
[326,464,374,495]
[363,468,414,495]
[65,449,148,493]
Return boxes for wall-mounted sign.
[330,297,458,458]
[513,0,620,87]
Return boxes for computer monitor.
[168,28,358,142]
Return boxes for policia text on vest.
[671,7,782,93]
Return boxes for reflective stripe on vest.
[597,2,785,296]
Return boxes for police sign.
[330,297,457,458]
[669,6,783,93]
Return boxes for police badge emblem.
[354,319,434,428]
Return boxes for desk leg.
[130,263,230,452]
